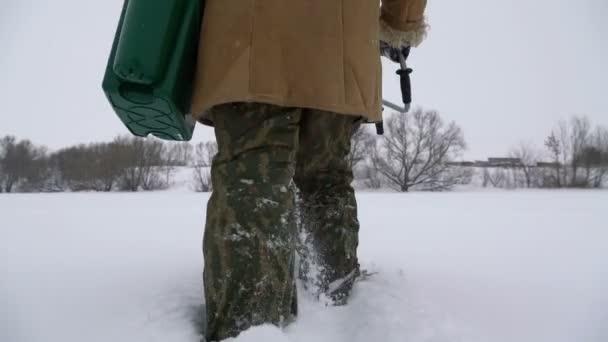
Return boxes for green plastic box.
[102,0,204,141]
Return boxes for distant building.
[536,162,561,168]
[446,161,475,167]
[487,158,522,167]
[447,158,545,168]
[474,160,490,167]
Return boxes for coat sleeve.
[380,0,428,47]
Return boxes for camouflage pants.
[203,102,360,341]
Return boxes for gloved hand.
[379,38,414,112]
[380,41,411,64]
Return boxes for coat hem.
[192,95,381,126]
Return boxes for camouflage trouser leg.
[294,110,361,305]
[204,103,300,341]
[203,103,360,340]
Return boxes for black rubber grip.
[375,122,384,135]
[397,68,413,106]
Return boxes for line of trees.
[0,135,216,193]
[192,141,217,192]
[1,108,469,194]
[2,111,606,194]
[481,115,608,189]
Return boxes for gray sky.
[1,0,607,160]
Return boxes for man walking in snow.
[189,1,428,340]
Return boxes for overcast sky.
[1,0,607,160]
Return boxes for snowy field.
[1,190,607,342]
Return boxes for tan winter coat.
[190,0,428,124]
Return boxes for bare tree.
[166,142,193,166]
[0,136,48,193]
[370,109,467,192]
[543,116,604,188]
[349,124,375,169]
[52,137,174,192]
[141,140,172,191]
[39,156,66,192]
[350,124,381,187]
[19,149,57,193]
[544,132,563,188]
[585,126,608,188]
[0,136,17,192]
[363,157,384,189]
[114,136,172,192]
[54,145,91,191]
[482,167,509,188]
[508,142,542,188]
[568,116,592,186]
[192,141,217,192]
[54,142,127,192]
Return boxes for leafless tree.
[166,142,193,166]
[114,136,172,192]
[482,167,510,188]
[584,126,608,188]
[37,156,66,192]
[543,115,605,188]
[52,136,175,192]
[568,116,592,186]
[0,136,17,192]
[544,131,563,188]
[370,109,467,192]
[508,142,543,188]
[54,142,127,191]
[54,145,88,191]
[0,136,48,193]
[363,156,384,189]
[19,151,58,193]
[192,141,217,192]
[349,124,375,170]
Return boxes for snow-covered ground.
[1,190,607,342]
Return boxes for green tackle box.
[102,0,204,141]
